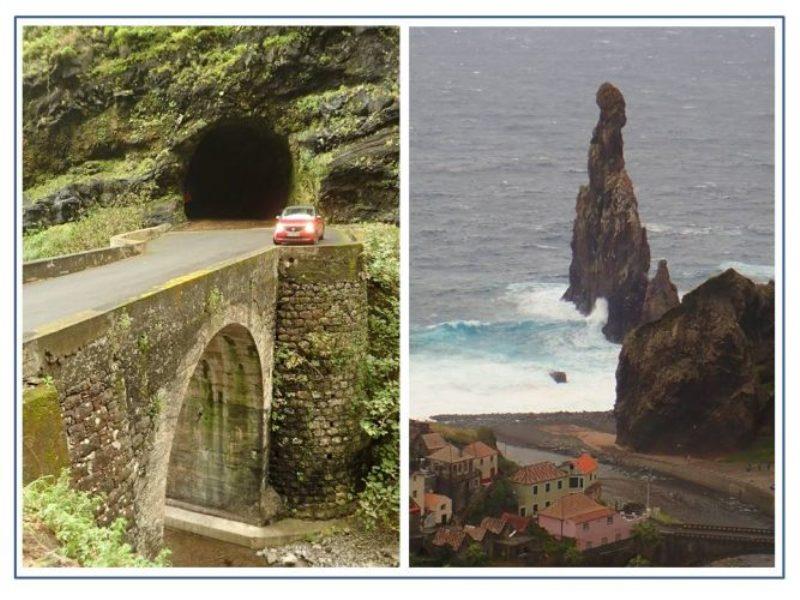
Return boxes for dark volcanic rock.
[641,259,680,325]
[22,26,399,230]
[563,83,651,343]
[614,269,774,455]
[549,371,568,384]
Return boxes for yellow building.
[463,441,500,482]
[508,462,570,517]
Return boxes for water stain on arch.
[166,323,267,524]
[182,119,293,220]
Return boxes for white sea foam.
[410,283,620,418]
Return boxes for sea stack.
[563,83,651,343]
[614,269,774,455]
[640,259,680,325]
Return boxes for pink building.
[537,493,640,551]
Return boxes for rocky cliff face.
[22,26,399,230]
[563,83,651,343]
[614,269,774,455]
[641,259,680,325]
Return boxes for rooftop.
[432,527,466,551]
[567,453,599,475]
[508,461,567,485]
[428,443,472,464]
[538,493,614,524]
[463,441,500,459]
[420,432,448,453]
[424,493,451,512]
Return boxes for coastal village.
[409,422,648,566]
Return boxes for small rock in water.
[549,370,568,384]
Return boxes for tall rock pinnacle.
[563,83,651,342]
[641,259,680,325]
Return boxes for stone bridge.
[22,232,368,555]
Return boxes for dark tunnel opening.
[183,121,293,220]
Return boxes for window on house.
[441,504,446,511]
[570,477,579,488]
[607,516,613,525]
[582,522,589,531]
[545,483,550,492]
[520,507,526,516]
[558,480,562,490]
[533,485,538,495]
[412,490,417,498]
[533,504,539,513]
[480,458,484,464]
[545,501,550,508]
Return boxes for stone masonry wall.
[22,250,278,556]
[270,244,369,519]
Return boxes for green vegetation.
[453,542,489,567]
[23,470,170,567]
[631,521,661,549]
[723,434,774,464]
[291,149,332,206]
[23,203,146,262]
[346,224,399,532]
[465,479,517,524]
[429,422,497,448]
[23,158,155,204]
[628,554,652,567]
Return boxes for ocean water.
[410,27,775,419]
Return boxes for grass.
[23,203,146,262]
[24,470,170,567]
[723,434,775,464]
[23,157,155,205]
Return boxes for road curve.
[23,227,349,338]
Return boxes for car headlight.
[304,222,315,233]
[275,223,285,233]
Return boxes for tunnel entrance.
[166,324,267,524]
[183,121,292,220]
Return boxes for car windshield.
[282,206,314,217]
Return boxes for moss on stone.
[22,383,70,484]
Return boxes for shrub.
[23,470,170,567]
[23,203,146,261]
[348,224,399,532]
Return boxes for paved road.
[23,227,347,338]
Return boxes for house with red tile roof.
[560,453,601,498]
[500,511,532,533]
[424,493,453,527]
[508,461,570,517]
[463,441,500,483]
[432,526,468,553]
[537,493,642,551]
[426,443,481,511]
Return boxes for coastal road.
[23,226,349,338]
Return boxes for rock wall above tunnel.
[22,26,399,231]
[271,244,369,519]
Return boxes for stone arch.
[166,323,266,522]
[133,307,272,552]
[179,118,293,220]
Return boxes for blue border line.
[13,14,786,580]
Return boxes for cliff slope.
[22,26,399,231]
[615,269,774,455]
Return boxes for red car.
[273,205,325,245]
